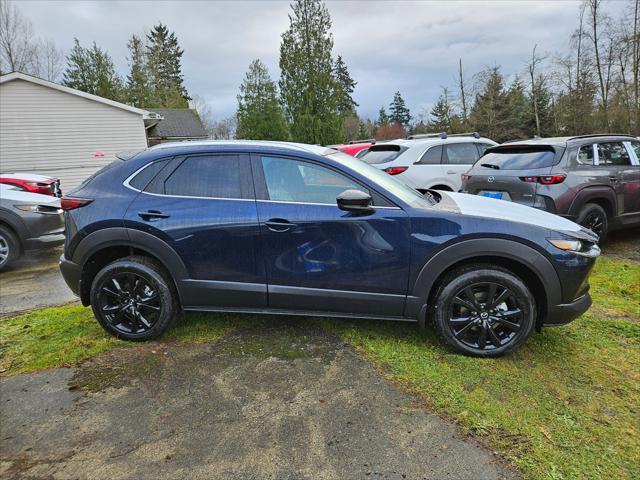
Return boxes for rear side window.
[444,143,480,165]
[597,142,631,166]
[129,160,168,190]
[416,145,442,165]
[577,145,595,165]
[164,155,242,198]
[479,148,557,170]
[359,145,407,165]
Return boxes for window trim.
[250,153,399,208]
[124,153,255,201]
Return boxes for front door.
[251,154,411,317]
[124,153,266,309]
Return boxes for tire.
[0,226,20,272]
[432,265,536,357]
[90,256,178,341]
[577,203,608,241]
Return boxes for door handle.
[609,177,618,183]
[138,210,170,221]
[446,170,456,174]
[265,218,297,232]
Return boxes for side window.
[163,155,243,198]
[415,145,442,165]
[475,143,493,156]
[444,143,480,165]
[597,142,632,166]
[577,145,595,165]
[129,159,168,190]
[261,156,367,204]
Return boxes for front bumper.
[59,254,81,298]
[544,292,592,326]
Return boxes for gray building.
[0,72,161,190]
[146,108,208,146]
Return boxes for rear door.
[464,146,558,207]
[596,141,640,217]
[124,153,266,309]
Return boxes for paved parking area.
[0,321,518,480]
[0,246,77,316]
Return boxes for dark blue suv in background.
[59,141,600,357]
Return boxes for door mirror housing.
[336,189,374,213]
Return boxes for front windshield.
[326,151,434,206]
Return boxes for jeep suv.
[359,133,497,192]
[461,135,640,240]
[59,140,600,357]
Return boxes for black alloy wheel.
[90,256,178,341]
[97,272,162,335]
[447,282,523,351]
[433,266,536,357]
[577,203,608,241]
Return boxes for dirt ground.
[0,321,519,480]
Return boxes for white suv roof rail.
[407,132,481,140]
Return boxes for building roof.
[0,71,161,121]
[147,108,208,139]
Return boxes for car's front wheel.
[433,265,536,357]
[0,226,20,272]
[90,256,178,341]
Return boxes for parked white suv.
[358,133,497,192]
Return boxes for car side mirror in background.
[336,189,374,214]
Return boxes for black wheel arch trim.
[71,227,189,306]
[568,186,617,217]
[408,237,562,319]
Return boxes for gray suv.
[461,135,640,240]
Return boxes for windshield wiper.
[480,163,500,170]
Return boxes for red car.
[0,173,61,197]
[331,140,375,157]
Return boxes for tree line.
[1,0,638,144]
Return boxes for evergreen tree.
[469,67,510,141]
[389,91,411,126]
[62,38,123,101]
[376,107,389,126]
[146,23,190,108]
[125,34,151,108]
[504,77,532,140]
[333,55,358,117]
[429,88,458,132]
[236,59,289,140]
[279,0,342,144]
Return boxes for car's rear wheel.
[90,256,178,341]
[433,265,536,357]
[577,203,608,241]
[0,226,20,272]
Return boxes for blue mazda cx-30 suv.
[59,141,600,357]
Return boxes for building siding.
[0,79,148,190]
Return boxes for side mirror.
[336,189,374,214]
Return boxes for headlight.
[547,238,601,258]
[14,204,63,215]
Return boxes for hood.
[442,191,588,234]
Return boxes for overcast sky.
[19,0,627,120]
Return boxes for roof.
[502,134,637,146]
[148,140,331,156]
[0,71,159,119]
[147,109,208,139]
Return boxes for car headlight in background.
[14,204,63,215]
[547,238,601,258]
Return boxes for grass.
[322,256,640,480]
[0,256,638,479]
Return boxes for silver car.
[0,184,64,271]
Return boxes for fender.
[568,186,617,217]
[0,208,29,247]
[73,227,189,281]
[407,238,562,318]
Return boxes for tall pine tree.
[279,0,342,144]
[146,23,190,108]
[236,59,289,140]
[469,67,510,141]
[63,38,123,101]
[389,91,411,126]
[125,34,151,108]
[333,55,358,117]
